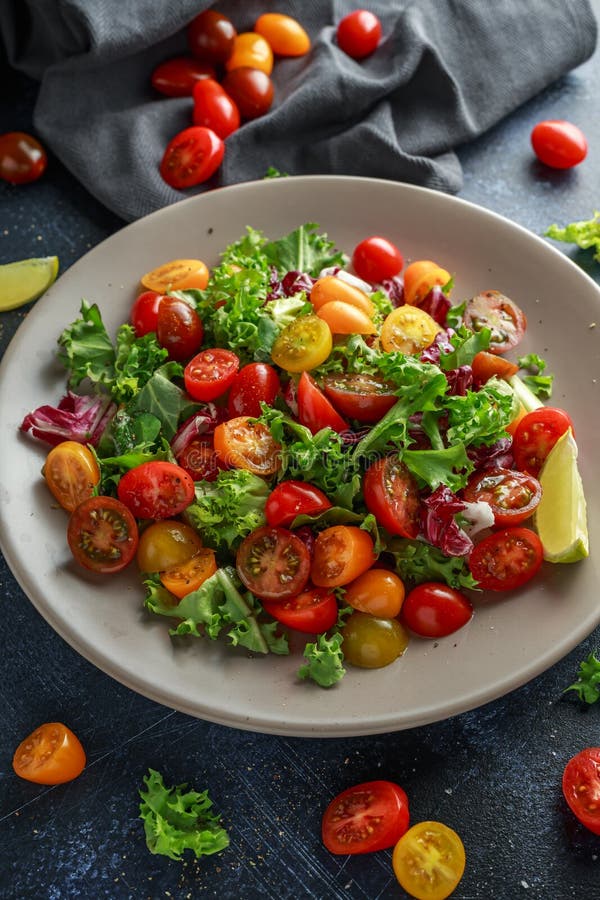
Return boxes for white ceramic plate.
[1,176,599,737]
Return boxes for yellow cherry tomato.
[310,275,376,316]
[271,314,332,371]
[392,821,466,900]
[316,300,376,335]
[43,441,100,512]
[341,611,409,669]
[380,305,441,354]
[140,258,209,293]
[137,520,204,573]
[254,13,311,57]
[403,260,451,306]
[225,32,274,75]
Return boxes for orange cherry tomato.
[310,275,376,316]
[316,300,376,335]
[380,305,441,354]
[344,569,405,618]
[141,258,209,293]
[160,547,217,599]
[471,350,519,384]
[13,722,86,785]
[403,260,451,306]
[43,440,100,512]
[225,32,274,75]
[254,13,311,57]
[311,525,376,587]
[213,416,281,476]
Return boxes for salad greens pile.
[23,221,553,689]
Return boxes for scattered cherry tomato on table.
[322,780,410,854]
[187,9,237,64]
[13,722,86,785]
[531,120,588,169]
[151,56,216,96]
[254,13,311,57]
[562,747,600,834]
[0,131,47,184]
[192,78,240,139]
[221,67,275,120]
[159,126,224,189]
[226,32,274,75]
[392,820,466,899]
[336,10,382,59]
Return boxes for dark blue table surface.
[2,13,600,900]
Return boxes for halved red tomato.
[512,407,574,477]
[236,525,311,600]
[468,526,543,591]
[176,438,221,482]
[322,780,410,855]
[117,461,195,520]
[262,586,338,633]
[297,371,348,435]
[265,481,332,527]
[562,748,600,834]
[471,350,519,384]
[67,496,139,574]
[462,467,542,527]
[322,373,397,423]
[184,348,240,401]
[363,455,421,539]
[463,290,526,355]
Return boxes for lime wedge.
[0,256,59,311]
[534,428,589,563]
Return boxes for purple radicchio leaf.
[467,437,514,470]
[20,391,116,447]
[170,405,228,457]
[421,484,474,557]
[418,285,451,325]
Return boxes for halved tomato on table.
[13,722,86,785]
[562,747,600,834]
[462,466,542,527]
[363,455,421,539]
[67,496,139,574]
[322,373,397,423]
[392,820,466,899]
[262,585,338,634]
[322,780,410,855]
[463,290,526,354]
[236,525,311,600]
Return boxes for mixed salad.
[21,223,582,687]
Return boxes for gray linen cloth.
[1,0,597,222]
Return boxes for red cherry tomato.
[117,461,195,520]
[227,362,281,418]
[221,67,275,120]
[184,348,240,402]
[512,408,574,477]
[352,236,404,283]
[156,296,203,361]
[322,373,397,423]
[262,586,338,634]
[401,583,473,638]
[562,748,600,834]
[297,371,348,435]
[265,481,332,528]
[187,9,237,64]
[176,438,221,482]
[336,10,382,59]
[322,780,410,855]
[531,120,588,169]
[130,290,165,336]
[151,56,216,97]
[463,290,527,355]
[192,79,240,139]
[462,467,542,527]
[236,525,311,601]
[0,131,47,184]
[159,126,224,189]
[468,526,543,591]
[471,350,519,385]
[67,496,139,574]
[363,455,421,540]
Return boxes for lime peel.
[0,256,59,311]
[534,428,589,563]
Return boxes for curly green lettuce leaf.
[563,651,600,705]
[517,352,554,400]
[184,469,269,553]
[402,443,473,492]
[298,632,345,688]
[139,768,229,861]
[445,377,516,448]
[545,211,600,262]
[387,537,479,590]
[263,223,347,276]
[439,324,491,369]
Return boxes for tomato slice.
[463,290,526,355]
[265,481,332,527]
[213,416,281,476]
[471,350,519,385]
[462,466,542,527]
[160,547,217,599]
[363,455,421,539]
[322,373,397,424]
[401,583,473,638]
[184,348,240,401]
[392,821,466,900]
[270,314,332,372]
[380,305,441,354]
[311,525,376,588]
[512,407,574,477]
[468,526,543,591]
[117,461,195,520]
[141,259,209,293]
[159,126,224,189]
[322,780,410,855]
[236,525,311,600]
[12,722,86,785]
[156,296,204,361]
[562,748,600,834]
[227,362,281,418]
[67,496,139,574]
[262,586,338,633]
[297,371,348,435]
[43,440,100,512]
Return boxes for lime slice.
[0,256,59,311]
[534,428,589,563]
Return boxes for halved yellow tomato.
[137,520,204,572]
[270,314,332,372]
[392,821,466,900]
[141,258,209,293]
[43,441,100,512]
[380,305,441,354]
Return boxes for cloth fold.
[1,0,597,222]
